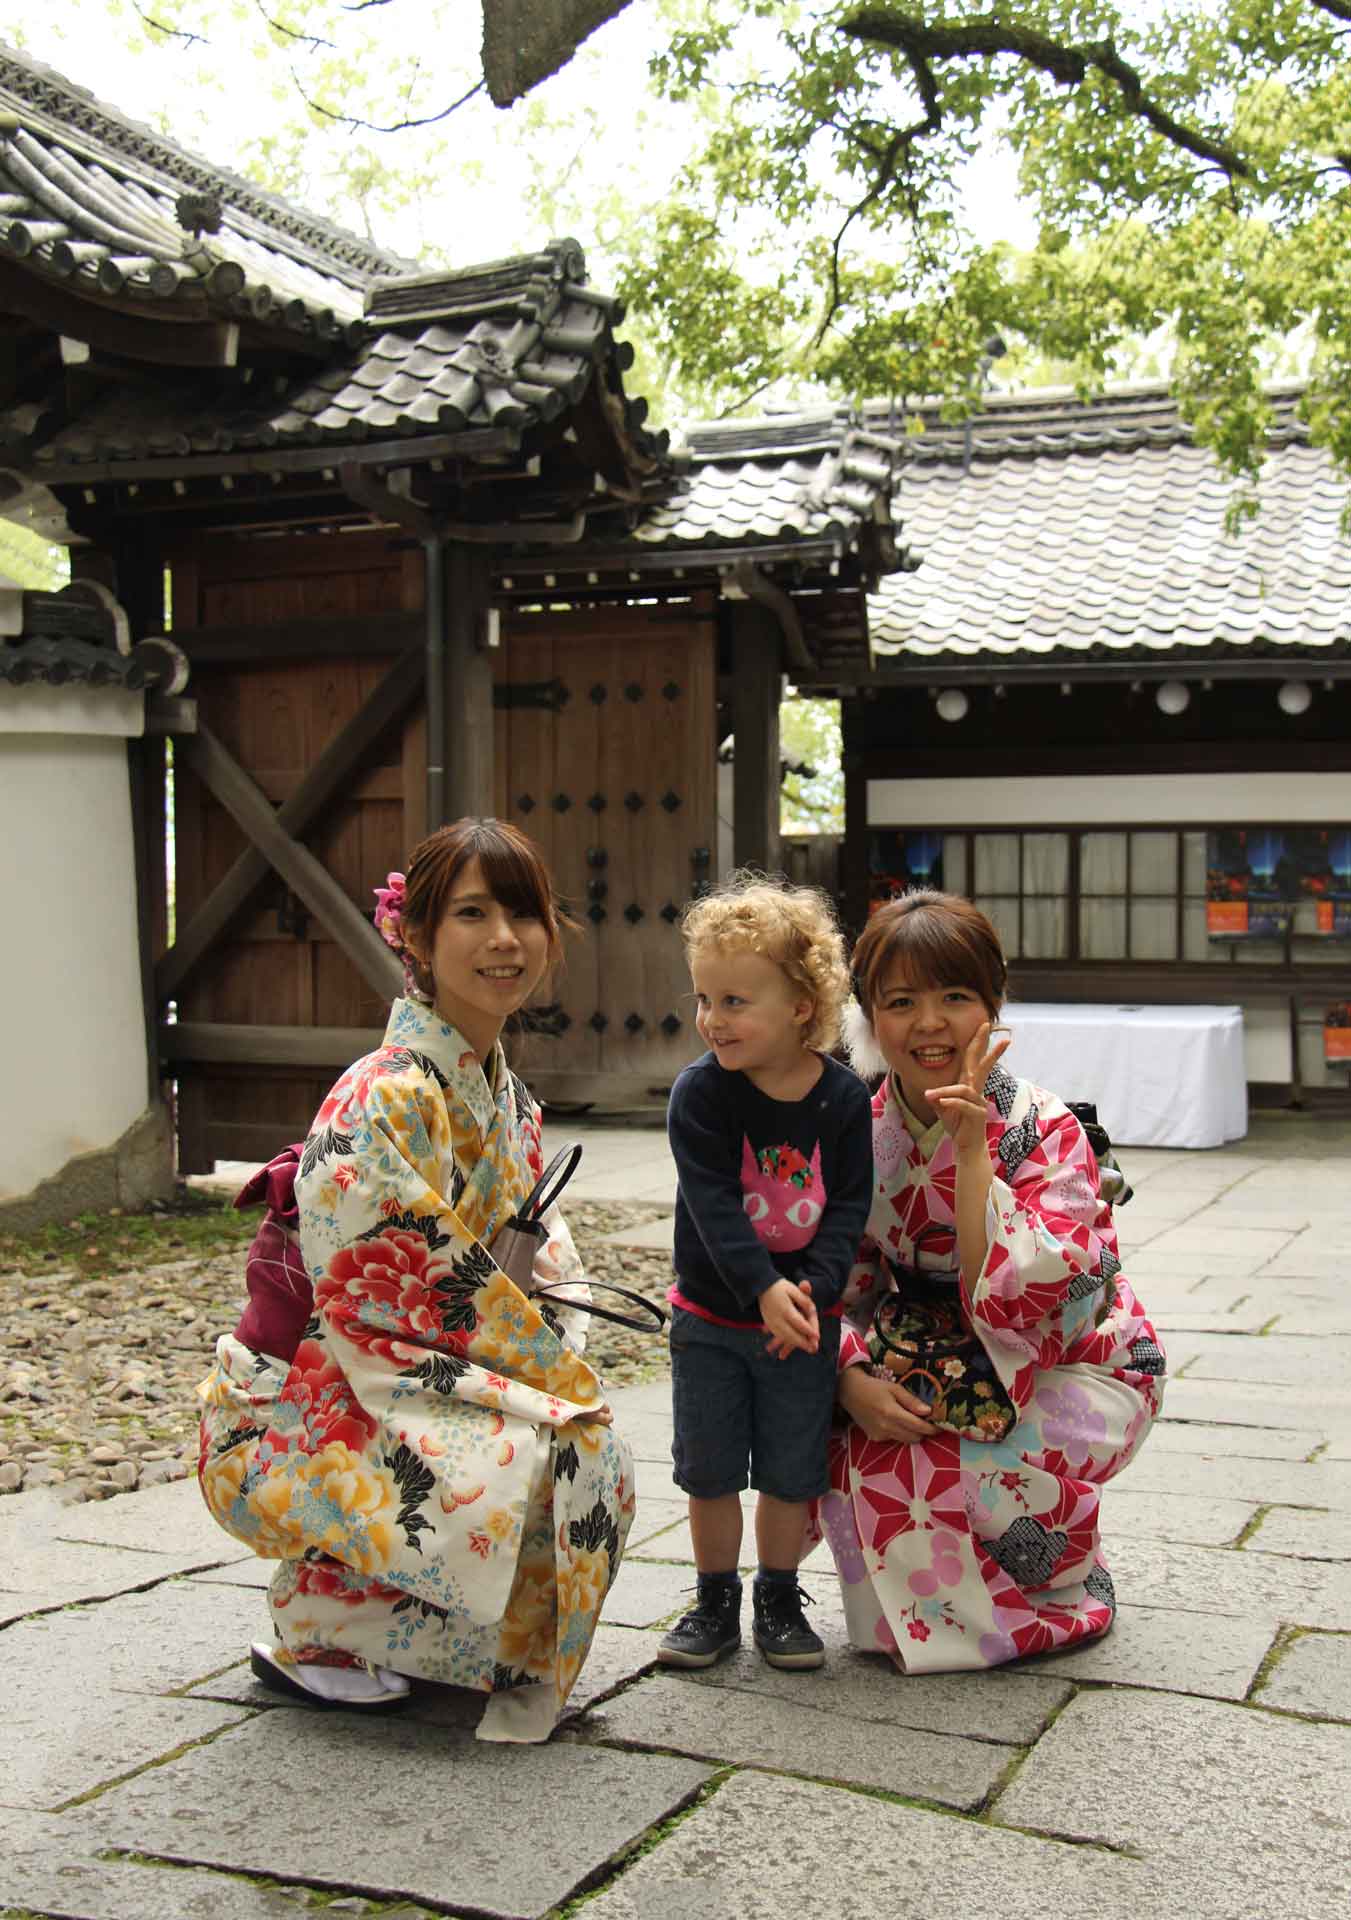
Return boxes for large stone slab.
[1103,1487,1257,1547]
[602,1555,697,1628]
[0,1537,235,1612]
[1255,1630,1351,1721]
[1243,1505,1351,1559]
[4,1688,251,1811]
[0,1804,368,1920]
[578,1670,1010,1810]
[992,1689,1351,1912]
[1138,1224,1297,1260]
[82,1710,711,1919]
[54,1478,229,1561]
[1,1577,261,1699]
[1177,1332,1351,1392]
[683,1634,1071,1744]
[1116,1451,1351,1512]
[598,1216,675,1251]
[1019,1600,1275,1701]
[1156,1379,1328,1431]
[1102,1531,1351,1629]
[187,1555,272,1590]
[1146,1418,1316,1461]
[580,1768,1147,1920]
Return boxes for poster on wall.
[1205,829,1295,939]
[1326,1003,1351,1065]
[1294,828,1351,936]
[868,830,943,913]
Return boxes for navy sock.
[755,1566,798,1587]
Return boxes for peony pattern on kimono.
[814,1066,1164,1673]
[198,996,633,1741]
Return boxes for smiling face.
[691,945,813,1092]
[872,969,994,1125]
[410,856,551,1059]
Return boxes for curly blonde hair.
[681,870,852,1051]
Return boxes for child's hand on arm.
[760,1277,819,1359]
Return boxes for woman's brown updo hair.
[401,818,572,998]
[852,890,1007,1021]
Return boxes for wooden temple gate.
[163,531,718,1169]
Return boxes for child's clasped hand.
[760,1276,819,1359]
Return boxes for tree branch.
[1308,0,1351,22]
[291,70,484,132]
[841,9,1254,181]
[252,1,335,50]
[133,5,208,45]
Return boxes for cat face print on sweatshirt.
[740,1138,826,1251]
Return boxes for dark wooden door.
[495,597,717,1104]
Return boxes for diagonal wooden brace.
[156,648,423,1001]
[172,724,404,1005]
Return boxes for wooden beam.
[157,648,424,1000]
[731,601,782,873]
[176,723,404,1003]
[0,259,240,366]
[177,610,422,665]
[33,426,518,487]
[160,1021,384,1068]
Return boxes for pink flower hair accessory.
[372,871,431,1004]
[372,872,407,954]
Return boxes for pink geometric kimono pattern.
[812,1066,1164,1670]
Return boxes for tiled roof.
[15,239,666,470]
[0,43,406,338]
[867,384,1351,664]
[636,411,898,551]
[0,581,185,689]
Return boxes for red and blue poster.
[1294,828,1351,937]
[1205,829,1295,939]
[868,830,943,913]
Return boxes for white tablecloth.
[1001,1003,1248,1150]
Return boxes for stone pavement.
[3,1114,1350,1920]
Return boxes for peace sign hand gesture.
[928,1022,1011,1155]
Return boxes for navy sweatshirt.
[667,1050,874,1324]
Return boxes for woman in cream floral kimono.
[198,819,633,1741]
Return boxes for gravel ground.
[0,1195,673,1503]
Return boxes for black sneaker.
[657,1576,742,1669]
[752,1578,825,1670]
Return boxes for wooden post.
[840,693,870,933]
[731,602,782,873]
[440,543,495,825]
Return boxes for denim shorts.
[668,1305,841,1503]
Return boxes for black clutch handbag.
[493,1144,666,1334]
[866,1228,1016,1443]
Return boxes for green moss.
[1230,1503,1273,1549]
[0,1190,254,1278]
[553,1768,734,1917]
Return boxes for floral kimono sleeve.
[529,1203,593,1356]
[838,1233,888,1371]
[966,1103,1116,1347]
[299,1057,604,1429]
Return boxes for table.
[1000,1002,1248,1149]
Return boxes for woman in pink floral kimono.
[197,819,633,1741]
[814,890,1164,1669]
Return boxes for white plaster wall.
[0,732,148,1199]
[867,770,1351,827]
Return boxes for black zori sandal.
[249,1641,412,1710]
